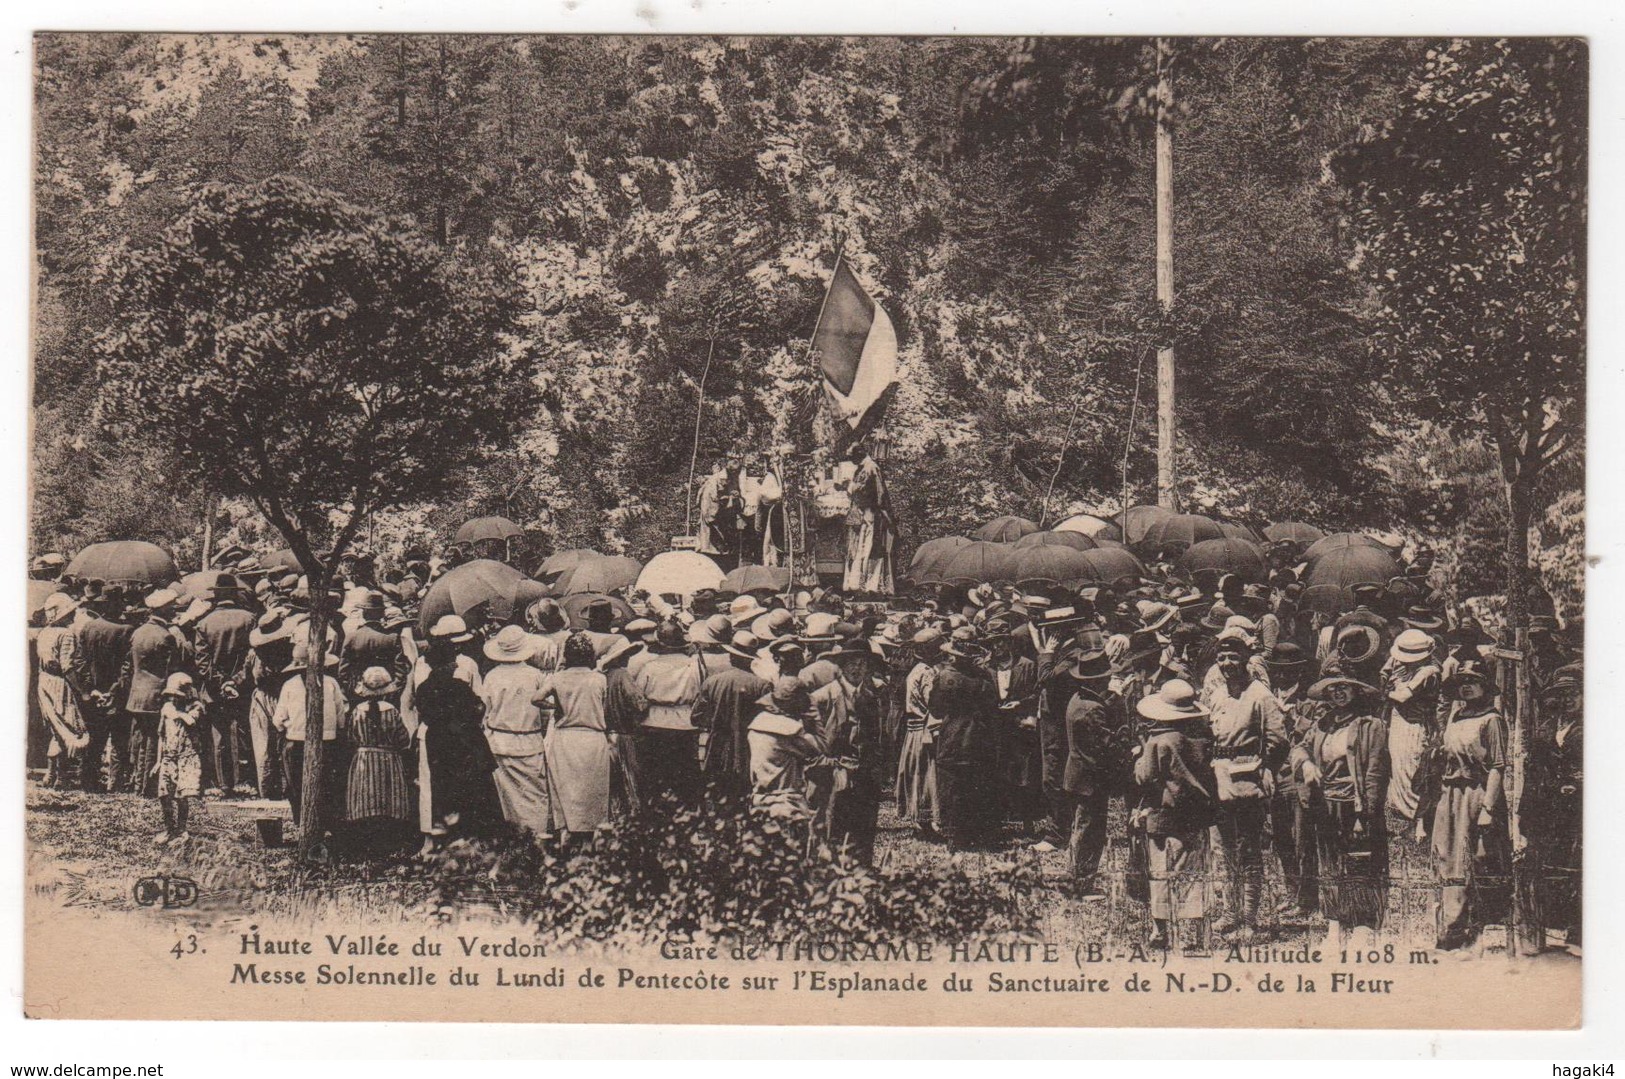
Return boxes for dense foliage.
[406,799,1044,945]
[32,34,1585,612]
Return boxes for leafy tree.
[1335,36,1585,951]
[95,177,536,858]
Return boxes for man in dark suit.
[73,585,137,793]
[339,591,403,701]
[1058,644,1123,897]
[125,589,191,796]
[196,576,257,794]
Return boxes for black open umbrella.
[1303,532,1386,564]
[1013,530,1097,552]
[907,536,973,583]
[1178,538,1268,584]
[455,516,523,545]
[418,559,545,633]
[972,515,1041,543]
[65,541,178,589]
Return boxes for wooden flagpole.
[684,335,717,537]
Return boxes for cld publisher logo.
[131,876,198,909]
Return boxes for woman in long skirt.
[413,617,504,852]
[1383,629,1442,822]
[540,632,615,842]
[479,626,554,843]
[1293,674,1392,951]
[343,667,414,854]
[1429,660,1509,950]
[36,594,87,788]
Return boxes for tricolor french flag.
[812,254,900,437]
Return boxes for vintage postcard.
[25,32,1583,1028]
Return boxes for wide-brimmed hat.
[1443,659,1495,699]
[428,615,474,644]
[42,592,76,625]
[911,626,945,653]
[723,630,761,662]
[1335,624,1383,665]
[940,625,985,659]
[356,666,399,698]
[382,606,415,633]
[800,612,841,643]
[249,608,291,646]
[1390,628,1436,664]
[1400,605,1445,632]
[1264,642,1308,670]
[1136,601,1178,635]
[1350,582,1385,605]
[525,598,567,633]
[484,624,537,663]
[1214,628,1255,656]
[623,616,659,641]
[1233,583,1271,616]
[597,637,646,671]
[161,672,197,699]
[728,595,766,624]
[760,675,814,717]
[1544,662,1582,694]
[144,588,180,612]
[1137,679,1210,722]
[751,608,796,641]
[1200,603,1235,632]
[1036,604,1091,633]
[1307,674,1379,701]
[685,617,719,646]
[355,590,387,618]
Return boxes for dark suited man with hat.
[1033,607,1103,852]
[1059,640,1126,895]
[691,630,772,801]
[126,589,193,797]
[73,587,137,793]
[930,627,1000,850]
[339,591,404,700]
[809,639,884,864]
[196,575,257,795]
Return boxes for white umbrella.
[635,551,725,599]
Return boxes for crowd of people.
[26,534,1583,956]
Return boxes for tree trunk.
[297,579,333,864]
[1154,37,1179,511]
[1502,467,1544,956]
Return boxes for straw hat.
[800,612,842,643]
[728,595,766,625]
[144,588,180,612]
[1136,679,1210,723]
[1335,624,1383,665]
[940,625,985,659]
[356,666,399,699]
[1389,628,1436,664]
[1307,674,1379,701]
[42,593,76,625]
[1200,603,1235,632]
[428,615,474,644]
[760,675,815,717]
[484,624,537,664]
[723,630,762,662]
[751,608,797,641]
[597,637,646,671]
[249,608,292,647]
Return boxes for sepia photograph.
[23,29,1585,1029]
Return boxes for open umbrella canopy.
[1263,521,1326,549]
[455,516,523,545]
[971,515,1041,543]
[906,536,973,582]
[1079,546,1148,587]
[263,548,303,573]
[560,591,636,630]
[938,541,1020,585]
[721,564,793,594]
[1137,514,1224,556]
[1091,537,1130,551]
[537,548,603,582]
[1053,513,1123,541]
[636,551,725,598]
[1217,521,1263,544]
[1013,530,1097,552]
[1119,505,1175,546]
[555,554,643,596]
[1303,532,1386,564]
[1178,538,1268,584]
[1011,544,1095,586]
[1302,545,1402,615]
[66,541,178,589]
[418,559,543,633]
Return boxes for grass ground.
[28,778,1511,956]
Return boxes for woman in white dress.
[540,632,615,842]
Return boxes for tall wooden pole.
[684,336,716,537]
[1154,38,1179,511]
